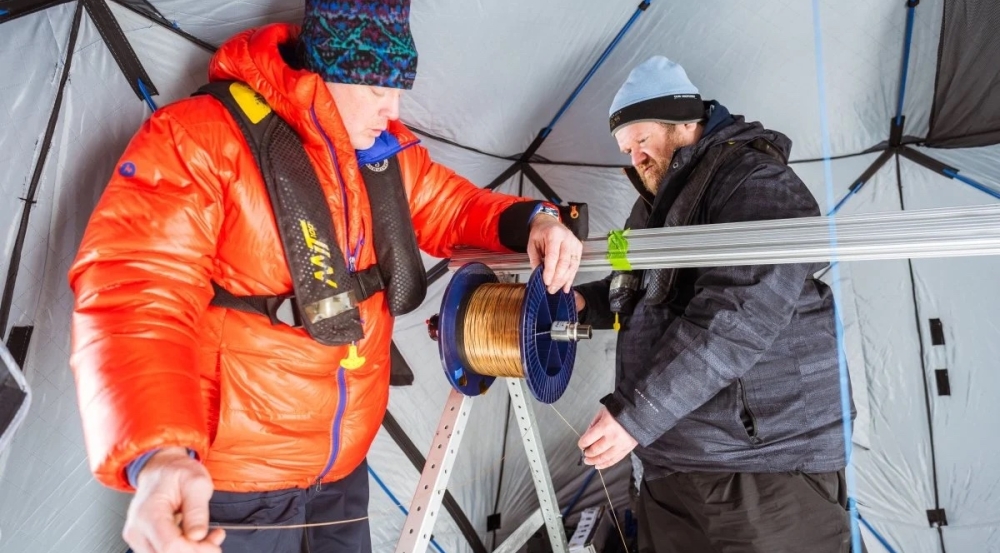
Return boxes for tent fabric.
[898,157,1000,533]
[926,0,1000,148]
[3,1,1000,552]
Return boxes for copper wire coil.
[460,283,525,378]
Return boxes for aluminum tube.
[450,205,1000,273]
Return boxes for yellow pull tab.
[613,313,621,332]
[341,344,366,370]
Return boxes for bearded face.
[615,121,700,194]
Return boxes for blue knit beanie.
[300,0,418,89]
[609,56,704,135]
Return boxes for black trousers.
[638,470,865,553]
[209,460,371,553]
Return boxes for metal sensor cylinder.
[550,321,593,342]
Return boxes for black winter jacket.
[576,103,852,478]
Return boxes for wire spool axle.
[430,262,591,403]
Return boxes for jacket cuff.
[575,284,603,326]
[498,201,559,252]
[125,448,198,489]
[601,392,662,447]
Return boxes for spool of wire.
[430,263,591,403]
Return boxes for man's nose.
[384,93,400,121]
[630,150,647,167]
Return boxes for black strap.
[83,0,158,101]
[209,267,385,329]
[196,81,368,344]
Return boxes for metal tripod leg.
[394,381,568,553]
[506,378,568,553]
[395,389,473,553]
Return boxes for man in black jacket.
[574,56,860,552]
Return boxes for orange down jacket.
[68,23,524,492]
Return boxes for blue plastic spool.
[438,262,576,403]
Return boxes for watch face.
[540,206,560,219]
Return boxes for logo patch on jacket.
[299,219,338,289]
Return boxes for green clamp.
[607,229,632,271]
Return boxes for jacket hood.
[208,24,418,154]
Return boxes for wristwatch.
[530,202,561,224]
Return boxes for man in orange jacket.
[68,2,582,552]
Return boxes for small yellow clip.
[613,313,621,332]
[341,343,366,370]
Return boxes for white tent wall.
[149,0,302,45]
[403,0,638,159]
[795,156,941,553]
[898,156,1000,550]
[0,3,76,330]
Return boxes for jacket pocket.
[737,378,761,445]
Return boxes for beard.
[636,155,670,195]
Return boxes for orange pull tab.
[570,205,580,219]
[341,344,366,370]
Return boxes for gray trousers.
[638,470,865,553]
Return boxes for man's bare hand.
[578,408,638,470]
[123,447,224,553]
[527,216,583,294]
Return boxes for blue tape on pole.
[811,2,863,552]
[943,169,1000,201]
[896,6,917,125]
[859,514,898,553]
[0,9,9,16]
[828,187,859,216]
[368,465,448,553]
[137,78,158,112]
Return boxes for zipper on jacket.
[308,109,360,486]
[315,366,349,487]
[309,107,354,269]
[737,378,761,444]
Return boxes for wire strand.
[549,404,629,553]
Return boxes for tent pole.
[895,1,918,126]
[521,0,652,161]
[899,146,1000,202]
[0,2,83,338]
[827,149,895,216]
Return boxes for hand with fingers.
[123,447,225,553]
[526,213,583,294]
[577,407,638,470]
